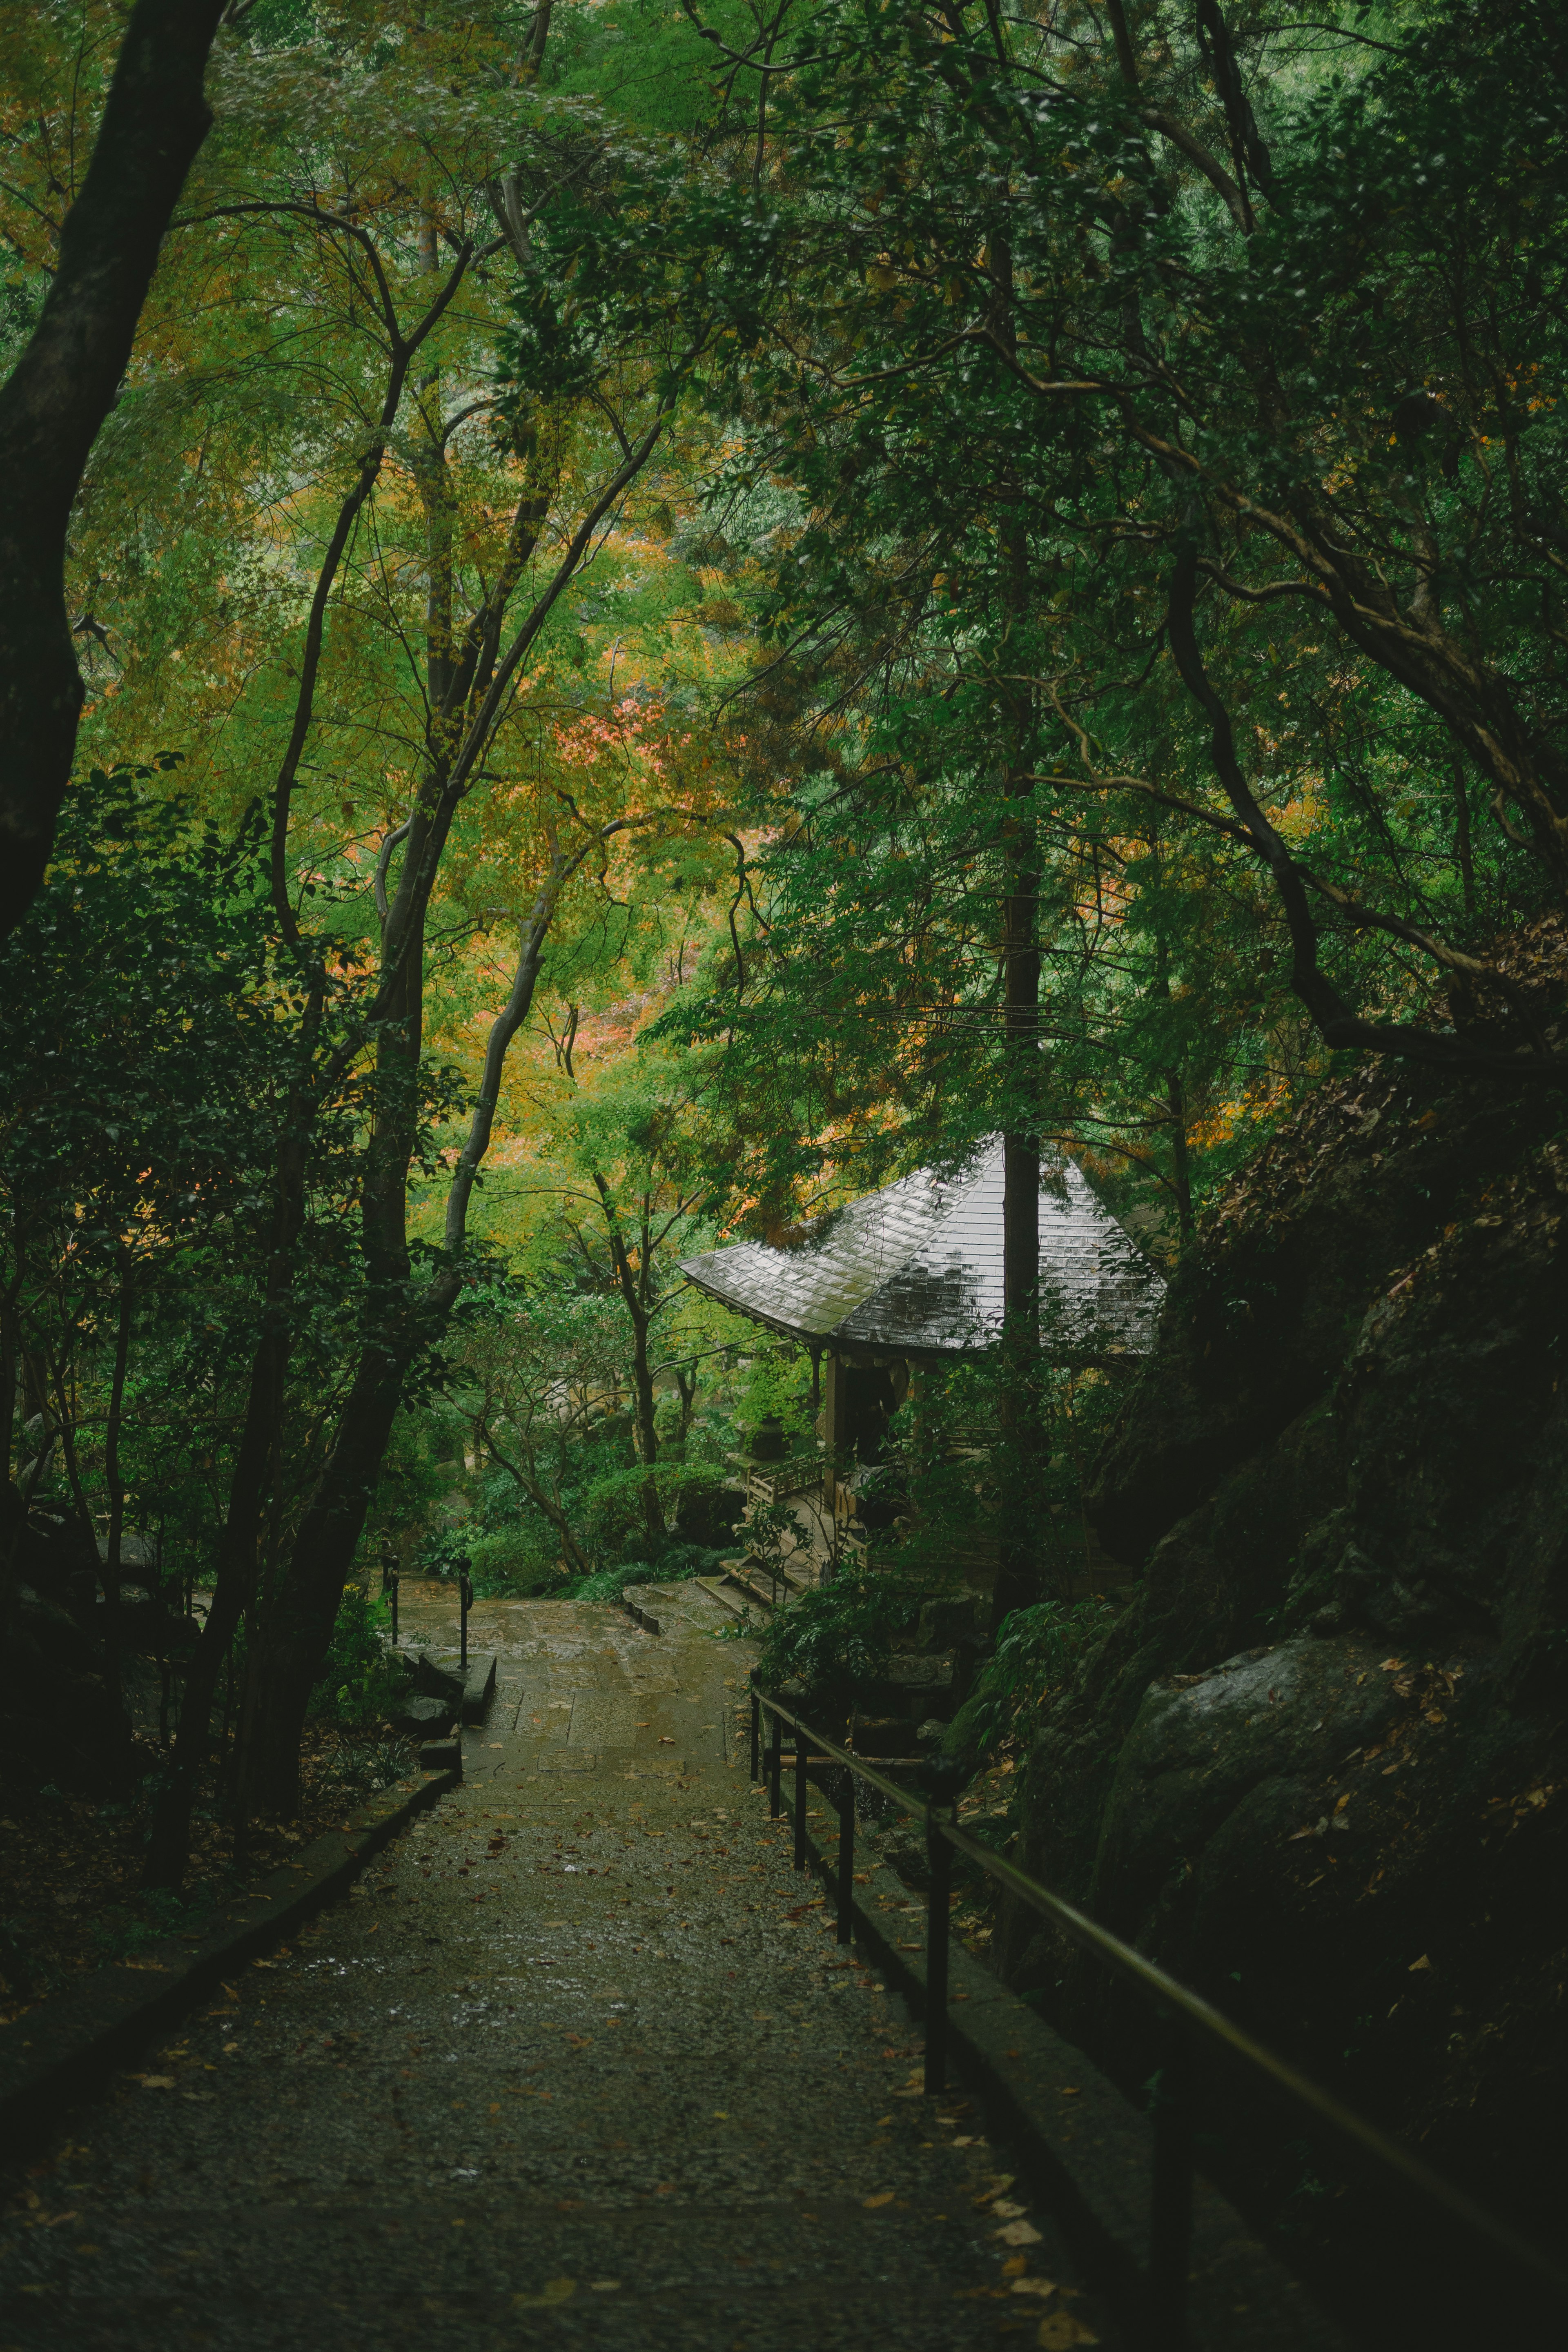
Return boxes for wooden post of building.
[822,1350,850,1573]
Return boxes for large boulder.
[1002,1056,1568,2250]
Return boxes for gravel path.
[0,1598,1107,2350]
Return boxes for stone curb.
[0,1762,459,2152]
[783,1807,1350,2352]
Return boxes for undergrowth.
[559,1540,731,1604]
[753,1567,921,1691]
[942,1597,1121,1761]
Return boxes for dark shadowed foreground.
[0,1598,1103,2350]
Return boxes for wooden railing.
[748,1678,1568,2349]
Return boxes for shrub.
[753,1567,920,1694]
[308,1584,405,1727]
[942,1597,1120,1761]
[559,1540,731,1605]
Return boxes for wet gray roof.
[679,1138,1165,1363]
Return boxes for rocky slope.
[1001,1033,1568,2260]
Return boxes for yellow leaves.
[994,2219,1044,2247]
[1038,2314,1099,2348]
[512,2278,575,2310]
[1408,1953,1431,1972]
[973,2164,1025,2201]
[862,2189,895,2209]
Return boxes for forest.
[1,0,1566,2333]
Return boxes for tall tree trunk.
[594,1179,663,1548]
[480,1428,592,1575]
[100,1245,135,1718]
[1165,1071,1195,1242]
[237,870,428,1820]
[0,0,225,940]
[233,853,590,1817]
[238,1305,446,1819]
[997,788,1042,1620]
[996,466,1042,1619]
[143,1116,311,1886]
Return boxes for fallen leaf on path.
[136,2077,177,2091]
[990,2200,1029,2219]
[512,2279,575,2310]
[994,2220,1043,2247]
[1037,2314,1098,2348]
[1010,2277,1061,2297]
[862,2191,895,2209]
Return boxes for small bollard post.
[388,1566,400,1647]
[836,1771,855,1944]
[1147,2018,1194,2347]
[793,1718,811,1870]
[923,1809,952,2096]
[458,1555,473,1677]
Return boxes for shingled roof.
[679,1137,1165,1365]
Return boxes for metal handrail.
[748,1678,1567,2346]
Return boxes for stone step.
[401,1648,496,1721]
[695,1574,755,1623]
[719,1562,782,1613]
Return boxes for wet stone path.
[1,1597,1104,2350]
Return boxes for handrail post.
[794,1718,811,1870]
[750,1685,761,1784]
[768,1702,782,1819]
[836,1768,855,1944]
[923,1807,951,2096]
[1147,2016,1193,2347]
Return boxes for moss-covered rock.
[1003,1062,1568,2247]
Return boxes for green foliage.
[728,1349,817,1448]
[89,1884,219,1965]
[11,0,1568,1868]
[559,1539,731,1605]
[943,1599,1121,1765]
[308,1586,403,1728]
[644,0,1568,1256]
[753,1567,920,1694]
